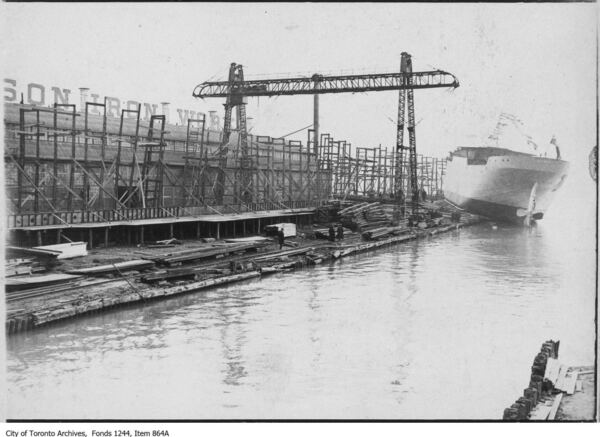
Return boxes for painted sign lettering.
[2,78,220,128]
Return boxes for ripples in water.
[5,222,596,419]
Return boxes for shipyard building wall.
[3,103,320,214]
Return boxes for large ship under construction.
[443,146,569,224]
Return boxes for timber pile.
[140,241,268,266]
[338,202,392,231]
[338,202,398,240]
[361,226,411,241]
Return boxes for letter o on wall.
[27,83,45,105]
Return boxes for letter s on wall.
[4,78,17,102]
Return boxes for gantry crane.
[193,53,458,214]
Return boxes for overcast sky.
[1,2,596,164]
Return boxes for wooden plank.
[554,365,568,391]
[141,268,197,283]
[6,246,61,257]
[5,273,81,291]
[529,405,552,421]
[5,257,35,266]
[564,372,578,395]
[544,358,560,384]
[33,242,88,259]
[548,393,563,420]
[65,259,155,275]
[224,236,271,243]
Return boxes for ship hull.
[444,148,569,224]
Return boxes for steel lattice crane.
[193,53,458,213]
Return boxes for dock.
[502,341,596,421]
[5,203,482,334]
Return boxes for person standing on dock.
[336,225,344,240]
[277,228,285,250]
[328,225,336,242]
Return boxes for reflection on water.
[5,223,596,419]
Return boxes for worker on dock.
[328,225,336,242]
[336,225,344,240]
[277,228,285,250]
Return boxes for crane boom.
[192,55,458,213]
[193,70,458,98]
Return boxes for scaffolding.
[4,100,446,233]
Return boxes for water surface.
[5,219,596,419]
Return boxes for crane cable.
[277,123,313,139]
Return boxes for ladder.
[183,116,206,205]
[83,99,107,209]
[116,104,140,208]
[139,115,166,208]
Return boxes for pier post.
[169,223,174,239]
[36,231,42,246]
[196,222,201,239]
[88,229,93,249]
[140,226,144,244]
[217,223,220,240]
[104,227,109,248]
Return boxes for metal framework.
[193,70,458,97]
[193,53,458,217]
[5,53,456,240]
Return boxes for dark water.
[5,220,596,420]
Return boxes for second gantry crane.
[193,52,459,215]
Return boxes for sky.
[1,3,596,161]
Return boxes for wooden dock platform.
[5,209,482,335]
[503,341,596,421]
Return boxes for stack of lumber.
[361,225,411,241]
[252,246,314,263]
[141,267,199,283]
[5,273,82,292]
[65,259,155,275]
[338,202,392,231]
[5,258,46,277]
[140,241,268,266]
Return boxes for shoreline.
[6,213,482,335]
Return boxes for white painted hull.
[444,149,569,223]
